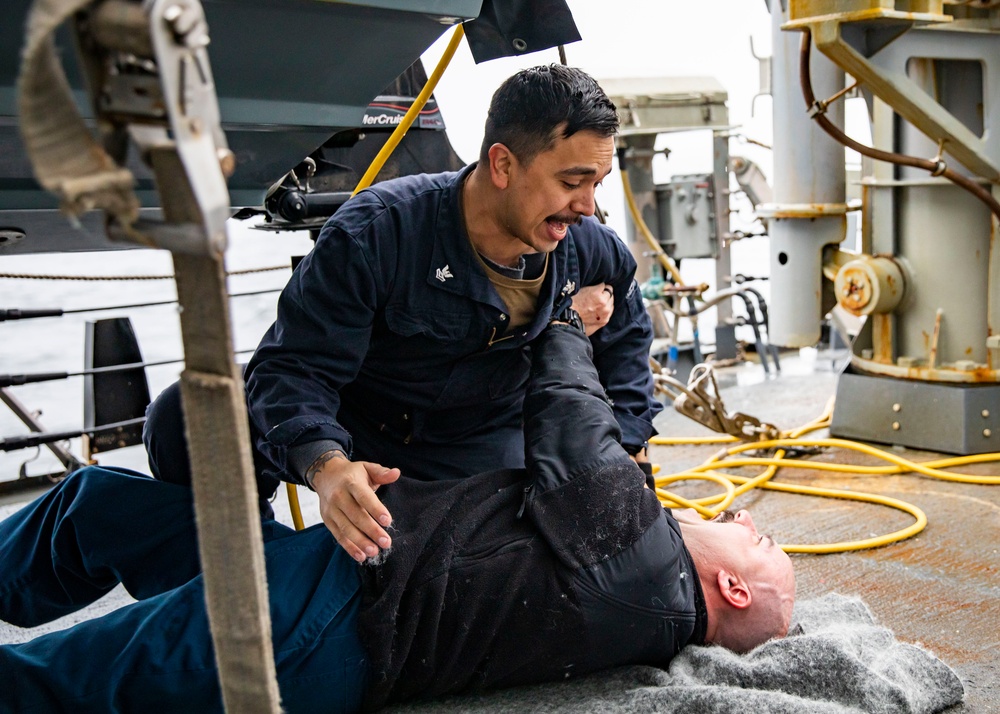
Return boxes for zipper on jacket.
[516,483,532,519]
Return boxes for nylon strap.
[146,111,283,714]
[18,2,282,711]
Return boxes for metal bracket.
[81,0,234,254]
[671,364,781,442]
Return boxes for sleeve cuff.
[623,441,648,457]
[288,439,345,485]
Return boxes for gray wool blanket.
[385,593,964,714]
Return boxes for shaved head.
[675,509,796,652]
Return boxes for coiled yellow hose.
[651,400,1000,554]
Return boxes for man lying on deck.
[0,311,795,714]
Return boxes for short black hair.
[479,64,619,165]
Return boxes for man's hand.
[306,451,400,562]
[572,283,615,336]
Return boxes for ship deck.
[1,347,997,711]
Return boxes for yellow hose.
[352,24,466,196]
[286,24,466,530]
[650,404,1000,554]
[286,482,305,531]
[619,168,685,285]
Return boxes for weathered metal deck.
[650,351,1000,712]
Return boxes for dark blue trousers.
[142,381,281,517]
[0,467,368,713]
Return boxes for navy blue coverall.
[143,164,662,498]
[1,324,701,714]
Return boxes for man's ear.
[716,570,752,610]
[488,143,513,189]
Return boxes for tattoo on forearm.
[305,450,347,489]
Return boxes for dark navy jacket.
[359,325,705,709]
[244,164,662,484]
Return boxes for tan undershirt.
[474,252,549,332]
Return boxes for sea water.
[0,220,314,486]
